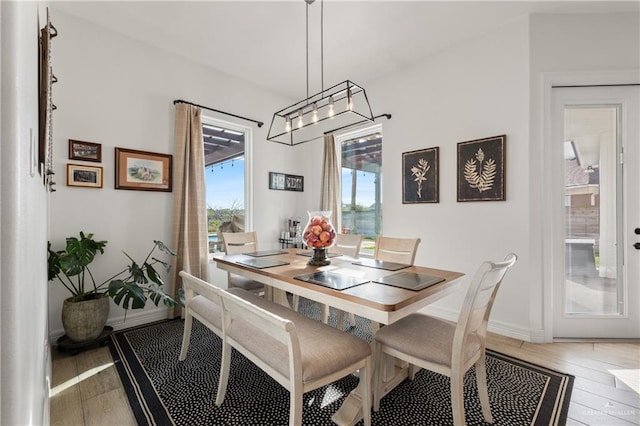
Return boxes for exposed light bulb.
[328,96,335,117]
[312,103,318,122]
[285,116,292,132]
[347,89,353,111]
[297,109,304,128]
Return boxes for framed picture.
[457,135,506,202]
[69,139,102,162]
[115,147,172,192]
[269,172,285,190]
[269,172,304,192]
[402,147,439,203]
[67,164,103,188]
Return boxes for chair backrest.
[222,231,258,255]
[453,253,517,351]
[373,236,421,264]
[328,233,364,257]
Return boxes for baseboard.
[49,308,171,342]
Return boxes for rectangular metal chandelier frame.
[267,79,374,146]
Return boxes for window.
[202,117,252,255]
[336,124,383,256]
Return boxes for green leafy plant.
[48,231,177,310]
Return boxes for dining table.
[213,248,465,426]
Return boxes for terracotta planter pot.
[62,295,110,343]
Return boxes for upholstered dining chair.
[221,231,271,299]
[372,253,518,426]
[374,235,421,264]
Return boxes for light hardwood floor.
[50,332,639,426]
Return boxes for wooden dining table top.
[213,248,465,325]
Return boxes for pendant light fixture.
[267,0,374,146]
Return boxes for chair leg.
[292,294,300,311]
[372,342,384,412]
[409,364,420,380]
[178,313,193,361]
[361,357,372,426]
[335,309,345,329]
[450,373,466,426]
[290,384,303,426]
[475,355,494,423]
[348,312,356,327]
[215,341,232,406]
[321,303,330,324]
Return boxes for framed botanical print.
[402,147,439,203]
[457,135,506,202]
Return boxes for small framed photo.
[284,174,304,191]
[457,135,506,202]
[402,147,439,203]
[115,147,172,192]
[69,139,102,162]
[67,164,103,188]
[269,172,285,190]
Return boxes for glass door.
[552,85,640,338]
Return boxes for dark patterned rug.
[109,299,573,425]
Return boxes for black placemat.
[294,271,370,290]
[352,258,411,271]
[235,258,290,269]
[373,272,445,291]
[242,250,288,257]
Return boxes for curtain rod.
[173,99,264,127]
[324,113,392,135]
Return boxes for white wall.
[363,17,532,339]
[1,2,51,424]
[48,9,315,336]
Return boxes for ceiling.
[50,1,639,101]
[51,1,638,169]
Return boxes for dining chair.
[374,235,421,264]
[292,234,364,326]
[221,231,271,299]
[372,253,517,426]
[329,235,421,329]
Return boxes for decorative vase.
[62,295,110,343]
[302,211,337,266]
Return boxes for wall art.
[402,147,439,203]
[269,172,304,192]
[69,139,102,162]
[457,135,506,202]
[115,147,172,192]
[67,164,103,188]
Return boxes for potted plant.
[48,231,177,343]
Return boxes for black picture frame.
[402,147,439,203]
[457,135,506,202]
[269,172,304,192]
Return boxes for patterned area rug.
[109,299,573,425]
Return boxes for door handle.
[635,243,640,250]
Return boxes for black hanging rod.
[324,113,392,135]
[173,99,264,127]
[552,83,640,88]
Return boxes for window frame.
[201,115,253,259]
[334,123,383,255]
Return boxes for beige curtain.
[320,134,341,231]
[169,103,208,318]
